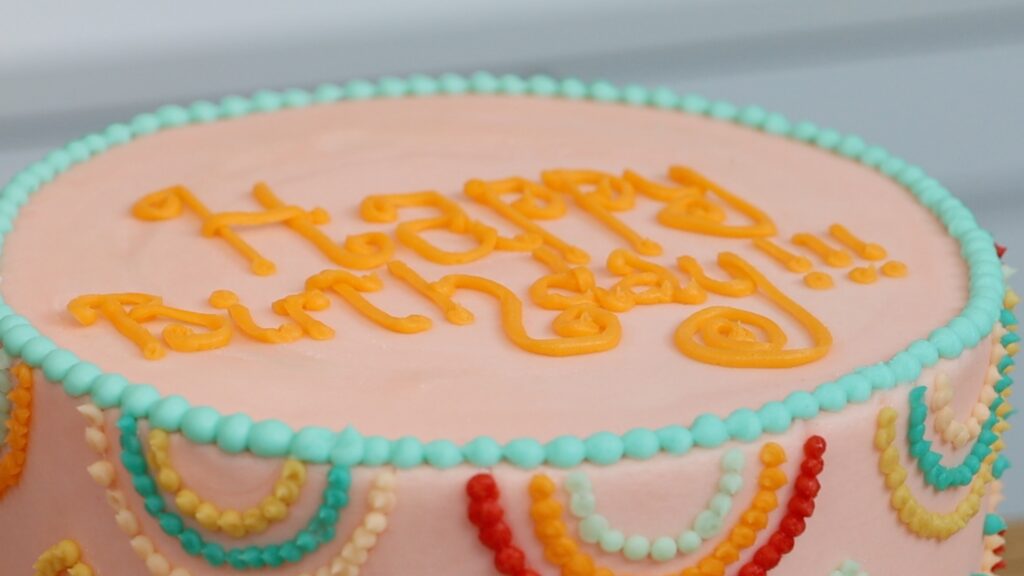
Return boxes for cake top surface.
[0,92,972,445]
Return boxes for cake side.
[0,74,1011,576]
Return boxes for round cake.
[0,74,1013,576]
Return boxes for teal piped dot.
[188,101,221,123]
[158,512,185,536]
[725,408,762,442]
[984,513,1007,536]
[251,89,284,112]
[469,71,499,94]
[679,94,709,114]
[19,336,58,367]
[424,439,463,469]
[330,426,364,467]
[62,361,102,397]
[44,149,72,172]
[180,406,221,444]
[408,74,440,95]
[121,384,160,418]
[216,413,254,454]
[907,339,939,367]
[722,448,745,473]
[599,529,625,553]
[91,373,129,408]
[622,428,659,460]
[281,88,313,108]
[202,542,226,566]
[560,78,589,100]
[155,105,190,127]
[880,156,907,177]
[837,135,866,158]
[377,76,409,98]
[390,436,425,468]
[180,530,202,555]
[691,414,728,447]
[858,363,897,390]
[65,140,91,163]
[814,128,842,149]
[345,79,377,100]
[29,160,55,183]
[219,95,252,118]
[949,316,982,348]
[462,435,503,467]
[438,73,469,94]
[497,74,527,94]
[249,419,294,457]
[650,536,678,562]
[762,113,791,135]
[0,314,29,334]
[585,431,624,465]
[890,351,923,382]
[758,401,792,433]
[545,435,586,468]
[129,113,162,136]
[527,75,559,96]
[291,426,336,463]
[792,121,818,142]
[738,105,767,127]
[621,84,649,106]
[2,323,40,355]
[590,80,620,102]
[814,382,847,412]
[837,373,871,404]
[677,530,702,553]
[708,100,738,120]
[361,435,392,466]
[657,425,693,455]
[650,87,679,109]
[860,145,889,167]
[929,327,964,359]
[503,437,545,469]
[149,395,190,431]
[313,83,345,103]
[623,535,651,560]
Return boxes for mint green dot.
[527,75,558,96]
[570,492,596,517]
[657,425,693,455]
[560,78,588,99]
[579,514,608,543]
[814,382,847,412]
[792,121,818,142]
[623,535,651,560]
[121,384,160,417]
[438,73,469,94]
[281,88,312,107]
[718,472,743,495]
[407,74,440,95]
[680,94,709,114]
[62,361,101,397]
[758,401,792,433]
[378,77,409,97]
[709,493,733,517]
[3,324,40,354]
[677,530,702,553]
[313,83,344,102]
[708,101,738,120]
[585,431,624,465]
[693,510,721,538]
[565,471,590,493]
[621,84,649,105]
[19,336,57,367]
[650,536,678,562]
[345,79,377,99]
[599,529,625,553]
[691,414,728,447]
[92,373,129,408]
[726,408,762,441]
[188,101,220,123]
[469,71,499,93]
[219,95,252,117]
[622,428,659,459]
[721,448,745,473]
[650,87,678,108]
[837,373,871,404]
[362,436,392,465]
[251,90,284,111]
[498,74,527,94]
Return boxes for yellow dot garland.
[146,428,306,539]
[527,442,788,576]
[32,539,95,576]
[78,404,395,576]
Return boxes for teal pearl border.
[0,72,1006,469]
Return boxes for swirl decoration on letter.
[674,252,832,368]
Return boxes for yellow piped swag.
[77,164,912,367]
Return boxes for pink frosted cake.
[0,74,1014,576]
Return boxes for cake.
[0,73,1013,576]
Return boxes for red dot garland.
[466,473,540,576]
[736,435,826,576]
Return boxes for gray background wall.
[2,0,1022,512]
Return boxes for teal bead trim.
[984,513,1007,536]
[830,560,869,576]
[565,447,745,562]
[117,415,350,571]
[0,73,1006,469]
[905,329,1014,491]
